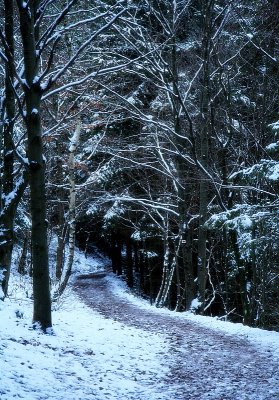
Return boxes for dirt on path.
[73,272,279,400]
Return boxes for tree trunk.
[55,152,67,280]
[183,226,194,310]
[197,1,214,312]
[55,120,81,298]
[155,223,175,308]
[126,238,133,288]
[18,1,52,329]
[111,234,122,276]
[134,242,139,273]
[170,28,195,311]
[0,0,16,299]
[18,231,30,275]
[56,223,67,280]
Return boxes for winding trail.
[73,272,279,400]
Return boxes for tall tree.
[16,0,52,328]
[0,0,27,300]
[0,0,127,327]
[54,119,81,298]
[0,0,16,299]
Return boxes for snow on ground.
[0,293,171,400]
[0,249,169,400]
[0,290,169,400]
[1,247,279,400]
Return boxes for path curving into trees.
[73,272,278,400]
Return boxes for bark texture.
[18,1,52,329]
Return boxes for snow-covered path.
[1,262,279,400]
[73,272,279,400]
